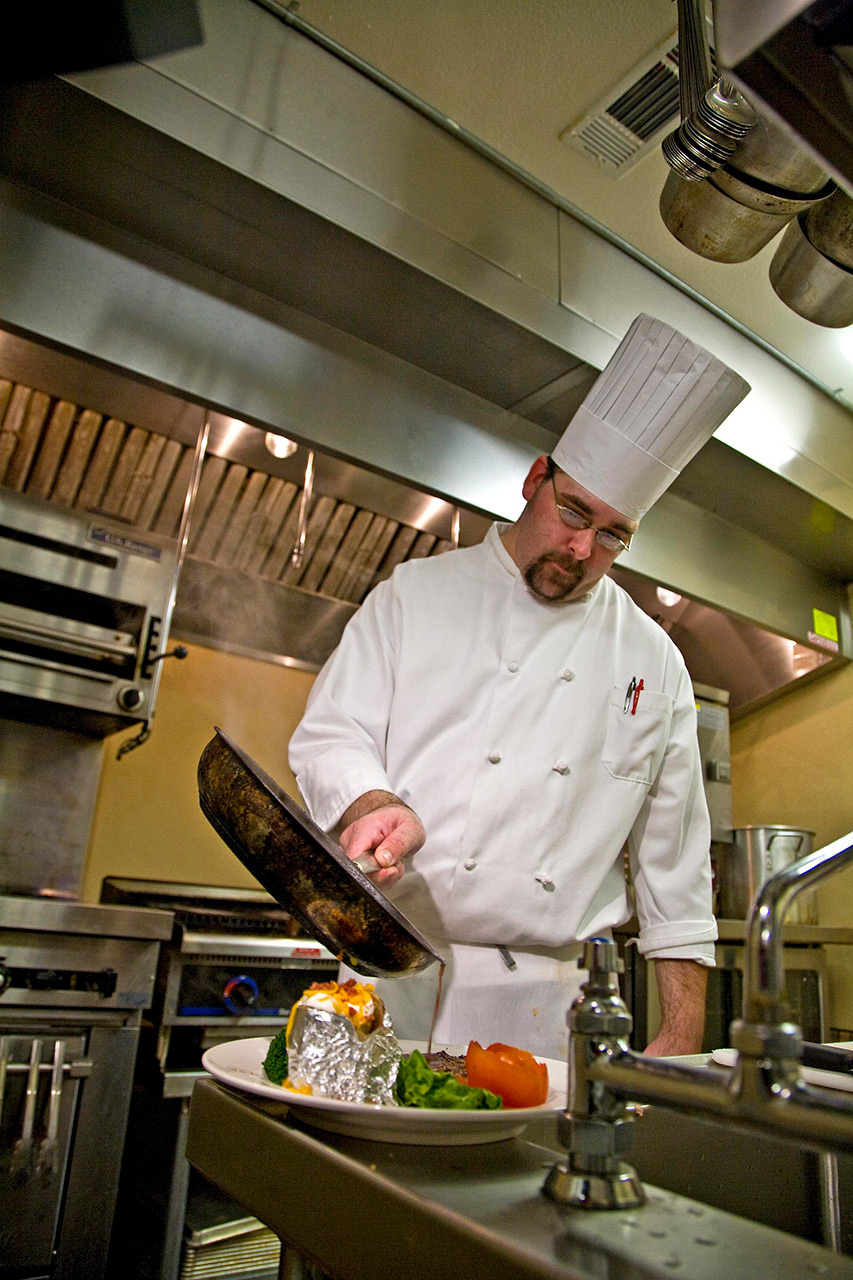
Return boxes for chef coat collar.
[489,521,519,578]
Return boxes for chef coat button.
[561,669,575,682]
[535,874,554,890]
[464,859,477,871]
[488,751,501,764]
[553,761,571,776]
[507,661,519,673]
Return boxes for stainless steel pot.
[769,216,853,326]
[769,188,853,326]
[727,112,830,194]
[660,169,831,263]
[717,825,817,923]
[801,186,853,268]
[660,107,834,263]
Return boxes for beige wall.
[731,661,853,1032]
[81,642,316,902]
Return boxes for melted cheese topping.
[285,979,377,1042]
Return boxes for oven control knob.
[223,974,259,1014]
[117,685,145,711]
[0,962,9,996]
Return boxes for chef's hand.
[337,790,425,888]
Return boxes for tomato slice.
[465,1040,549,1108]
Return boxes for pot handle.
[768,832,805,854]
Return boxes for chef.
[288,314,750,1060]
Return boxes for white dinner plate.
[711,1044,853,1093]
[201,1037,568,1145]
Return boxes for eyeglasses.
[550,474,633,554]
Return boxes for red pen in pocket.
[631,678,644,714]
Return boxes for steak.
[423,1050,467,1079]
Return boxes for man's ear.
[521,454,550,502]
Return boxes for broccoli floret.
[262,1027,289,1085]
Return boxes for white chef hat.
[552,314,750,521]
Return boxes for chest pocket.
[602,685,674,785]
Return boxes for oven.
[0,487,177,738]
[0,893,172,1280]
[99,878,339,1280]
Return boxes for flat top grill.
[99,877,301,937]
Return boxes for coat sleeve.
[288,578,400,831]
[627,664,718,965]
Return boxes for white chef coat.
[289,523,716,1058]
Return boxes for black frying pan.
[197,728,443,979]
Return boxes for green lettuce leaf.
[394,1049,502,1110]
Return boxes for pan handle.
[352,852,382,875]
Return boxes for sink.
[528,1079,853,1254]
[630,1103,853,1251]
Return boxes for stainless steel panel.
[0,722,102,897]
[0,894,173,941]
[0,73,585,410]
[693,684,732,840]
[55,1017,143,1280]
[171,557,356,673]
[176,933,334,960]
[69,0,562,303]
[0,179,554,523]
[674,437,853,584]
[186,1077,853,1279]
[620,487,852,659]
[0,487,175,602]
[0,931,163,1011]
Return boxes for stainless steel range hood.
[0,327,842,717]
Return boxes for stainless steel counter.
[715,918,853,945]
[186,1078,853,1280]
[616,917,853,946]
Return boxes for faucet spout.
[543,848,853,1212]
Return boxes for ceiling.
[280,0,853,409]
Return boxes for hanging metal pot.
[661,109,835,263]
[769,187,853,327]
[660,170,830,263]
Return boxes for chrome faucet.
[544,832,853,1209]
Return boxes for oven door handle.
[37,1040,65,1179]
[10,1038,42,1177]
[0,646,116,684]
[0,1035,8,1125]
[0,616,137,663]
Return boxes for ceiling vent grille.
[560,31,714,176]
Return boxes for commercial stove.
[0,892,173,1280]
[98,877,339,1280]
